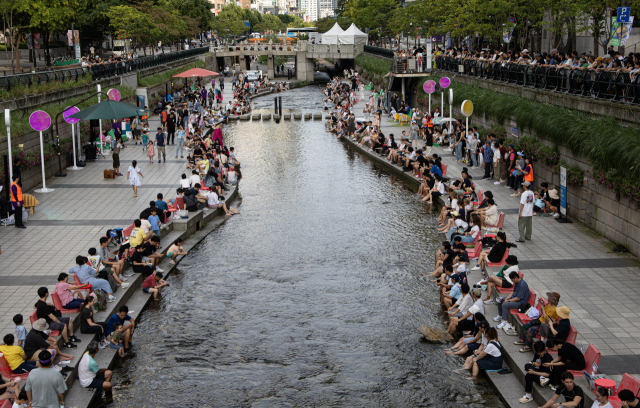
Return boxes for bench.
[510,288,536,314]
[516,296,547,325]
[29,310,60,337]
[472,189,483,207]
[487,248,509,268]
[609,373,640,408]
[0,354,25,381]
[441,163,447,177]
[485,212,506,230]
[466,241,482,259]
[51,291,81,314]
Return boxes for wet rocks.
[418,325,453,344]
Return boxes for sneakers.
[483,299,495,305]
[63,342,77,349]
[553,213,560,218]
[107,295,117,303]
[169,260,176,264]
[549,384,558,391]
[519,395,533,404]
[494,181,501,185]
[471,265,481,271]
[203,207,210,211]
[156,267,165,273]
[121,282,130,289]
[69,335,82,343]
[540,378,550,387]
[496,321,508,329]
[493,316,503,322]
[513,340,526,345]
[60,366,74,374]
[123,271,135,277]
[98,340,108,349]
[510,192,519,197]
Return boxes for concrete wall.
[413,80,640,257]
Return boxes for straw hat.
[556,306,571,319]
[549,190,560,200]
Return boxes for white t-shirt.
[454,219,468,229]
[469,225,480,238]
[189,174,201,187]
[78,352,99,387]
[467,298,485,318]
[202,191,219,206]
[590,402,614,408]
[484,341,502,357]
[180,179,190,188]
[520,190,535,217]
[436,182,446,195]
[227,171,237,183]
[140,219,152,234]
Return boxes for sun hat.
[596,56,603,61]
[33,318,48,332]
[505,255,518,265]
[556,306,571,319]
[546,292,561,305]
[548,190,560,200]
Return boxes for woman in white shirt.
[424,175,446,204]
[457,327,502,380]
[454,214,480,245]
[591,387,614,408]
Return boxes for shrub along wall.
[411,74,640,256]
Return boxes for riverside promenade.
[0,82,236,334]
[345,91,640,382]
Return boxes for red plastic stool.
[594,378,617,397]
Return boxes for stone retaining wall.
[411,86,640,257]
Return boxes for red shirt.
[143,275,156,290]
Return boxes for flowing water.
[101,87,506,408]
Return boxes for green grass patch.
[0,73,92,101]
[355,54,392,76]
[138,60,205,88]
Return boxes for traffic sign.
[617,7,631,23]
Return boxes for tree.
[108,5,158,50]
[255,14,280,33]
[213,4,248,37]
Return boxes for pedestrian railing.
[0,46,209,92]
[435,56,640,104]
[363,45,394,59]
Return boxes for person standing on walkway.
[127,160,143,197]
[10,174,27,229]
[165,112,176,145]
[175,125,186,158]
[219,76,224,90]
[25,350,67,408]
[155,127,166,163]
[517,181,534,242]
[481,141,493,180]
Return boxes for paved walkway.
[0,81,236,335]
[349,88,640,379]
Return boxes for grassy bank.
[138,60,205,88]
[355,54,392,76]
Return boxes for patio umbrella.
[68,99,147,120]
[172,67,220,78]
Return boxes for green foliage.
[0,73,92,101]
[556,161,584,186]
[0,85,135,138]
[138,60,205,88]
[355,54,391,76]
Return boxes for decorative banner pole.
[63,106,82,170]
[97,84,103,155]
[449,88,453,124]
[440,77,450,116]
[30,110,55,193]
[5,109,12,182]
[423,80,436,114]
[461,100,474,139]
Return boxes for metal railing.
[363,45,394,59]
[0,46,209,91]
[436,56,640,104]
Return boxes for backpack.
[107,274,118,293]
[93,289,108,311]
[106,228,123,245]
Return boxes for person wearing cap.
[445,315,487,356]
[515,292,561,352]
[480,254,519,303]
[448,287,484,334]
[24,318,75,364]
[517,181,535,242]
[25,349,67,408]
[545,339,586,390]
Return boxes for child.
[87,247,105,271]
[142,272,170,299]
[141,130,149,153]
[167,238,188,264]
[127,160,143,197]
[13,314,26,348]
[148,208,161,238]
[12,390,28,408]
[109,323,126,357]
[146,139,155,163]
[226,166,237,185]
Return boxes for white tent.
[321,23,345,45]
[339,24,368,45]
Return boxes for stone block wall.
[417,90,640,257]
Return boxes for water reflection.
[101,87,505,408]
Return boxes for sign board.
[34,33,41,49]
[25,33,33,50]
[461,100,473,117]
[245,70,262,81]
[617,7,631,23]
[73,30,80,59]
[560,166,567,216]
[510,119,519,138]
[426,37,432,70]
[67,30,74,47]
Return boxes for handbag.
[518,303,531,313]
[49,305,62,318]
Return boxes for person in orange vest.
[10,174,26,229]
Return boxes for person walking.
[10,174,26,229]
[127,160,143,197]
[175,125,186,158]
[219,76,224,91]
[517,181,534,242]
[24,350,67,408]
[155,127,166,163]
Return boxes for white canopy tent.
[321,23,345,45]
[339,24,368,45]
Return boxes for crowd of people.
[322,73,635,408]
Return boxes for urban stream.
[100,87,506,407]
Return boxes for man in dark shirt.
[24,318,75,362]
[539,371,584,408]
[165,112,176,145]
[35,287,80,348]
[155,127,166,163]
[545,339,586,387]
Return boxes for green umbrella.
[68,99,147,120]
